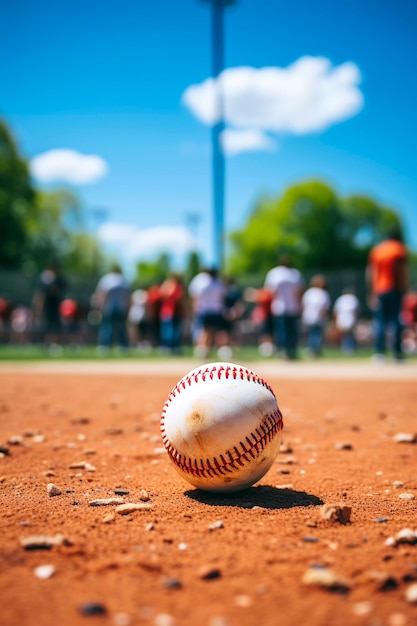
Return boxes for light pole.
[201,0,235,272]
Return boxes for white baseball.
[160,362,283,493]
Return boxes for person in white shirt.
[91,264,130,351]
[188,267,230,358]
[301,275,331,357]
[333,288,360,354]
[264,254,304,360]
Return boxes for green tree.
[134,253,172,288]
[228,180,405,280]
[0,119,35,268]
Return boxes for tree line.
[1,117,414,287]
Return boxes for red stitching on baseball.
[161,409,283,479]
[160,364,283,479]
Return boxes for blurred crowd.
[1,253,416,360]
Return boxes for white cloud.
[97,222,198,269]
[30,149,108,185]
[182,56,363,153]
[220,128,277,156]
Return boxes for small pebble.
[79,603,107,616]
[405,583,417,603]
[114,489,129,496]
[352,601,373,616]
[89,498,124,507]
[234,595,252,607]
[139,489,150,501]
[302,565,351,593]
[47,483,62,497]
[374,517,389,523]
[115,503,152,515]
[334,442,353,450]
[399,493,415,501]
[208,521,224,531]
[34,564,56,579]
[102,513,115,524]
[393,432,416,443]
[320,503,351,524]
[198,565,221,580]
[21,534,71,549]
[163,577,182,589]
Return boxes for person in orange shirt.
[366,226,409,361]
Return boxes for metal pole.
[211,2,225,271]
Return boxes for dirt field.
[1,359,416,626]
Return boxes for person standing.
[333,288,360,354]
[264,254,304,360]
[32,261,67,351]
[301,275,331,358]
[159,273,185,354]
[188,267,229,358]
[91,264,131,353]
[366,227,409,361]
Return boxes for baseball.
[160,362,283,493]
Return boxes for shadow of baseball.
[184,485,323,510]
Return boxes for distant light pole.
[201,0,235,272]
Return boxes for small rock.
[34,564,56,579]
[79,603,107,616]
[234,595,252,607]
[198,565,222,580]
[154,615,176,626]
[396,528,417,544]
[405,582,417,603]
[105,427,123,435]
[21,534,71,549]
[139,489,150,501]
[163,577,182,589]
[352,601,373,616]
[374,517,389,523]
[393,432,416,443]
[392,481,404,488]
[145,522,155,531]
[115,503,152,515]
[320,503,352,524]
[302,565,351,593]
[89,498,124,507]
[367,569,398,591]
[114,489,129,496]
[102,513,115,524]
[69,461,88,469]
[47,483,62,497]
[399,493,415,501]
[0,446,10,456]
[334,442,353,450]
[8,435,23,445]
[208,521,224,531]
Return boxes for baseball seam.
[160,364,283,479]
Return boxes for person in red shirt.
[158,274,185,354]
[366,226,409,360]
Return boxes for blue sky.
[1,0,416,274]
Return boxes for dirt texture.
[0,361,417,626]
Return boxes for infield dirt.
[0,359,416,626]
